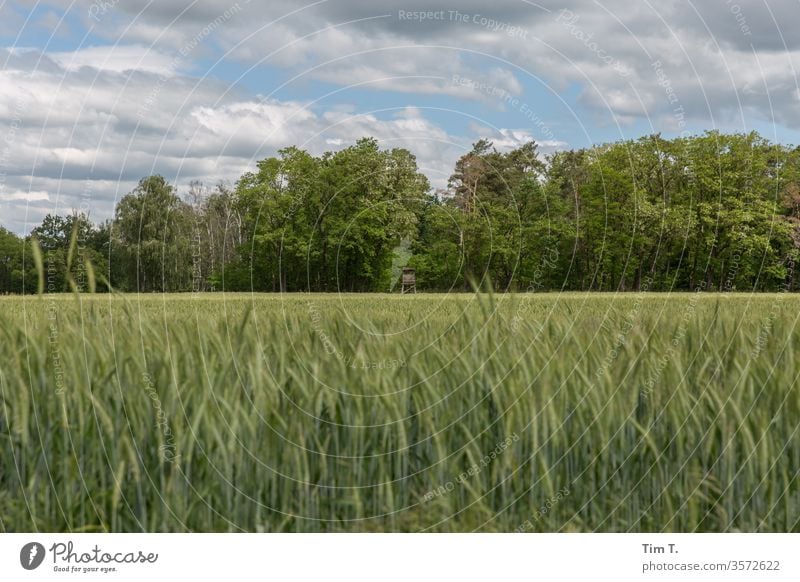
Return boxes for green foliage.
[2,132,800,295]
[408,131,800,293]
[25,213,109,294]
[232,139,429,292]
[0,226,31,293]
[1,293,798,532]
[534,132,800,292]
[112,176,193,292]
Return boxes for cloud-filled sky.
[1,0,799,234]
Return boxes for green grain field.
[1,292,798,532]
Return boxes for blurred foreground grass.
[1,292,798,532]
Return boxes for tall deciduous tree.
[113,175,192,292]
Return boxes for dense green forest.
[2,131,800,294]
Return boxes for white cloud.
[5,0,797,234]
[492,128,537,149]
[190,100,316,146]
[0,47,478,232]
[49,45,179,76]
[1,190,51,202]
[34,0,800,130]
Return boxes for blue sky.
[2,0,799,234]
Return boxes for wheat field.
[1,292,798,532]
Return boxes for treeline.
[2,132,800,294]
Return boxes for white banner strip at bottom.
[1,533,797,581]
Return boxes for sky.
[1,0,799,235]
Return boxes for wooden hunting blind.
[401,267,416,294]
